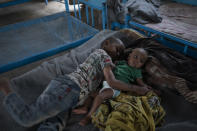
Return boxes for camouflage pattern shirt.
[68,49,113,105]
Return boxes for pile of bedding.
[0,29,197,131]
[107,0,162,24]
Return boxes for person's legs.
[72,96,94,115]
[72,91,99,115]
[2,75,80,127]
[79,88,113,126]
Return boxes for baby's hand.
[146,85,152,90]
[135,85,150,95]
[142,85,152,90]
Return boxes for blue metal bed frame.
[45,0,108,29]
[0,0,99,74]
[79,0,107,29]
[1,0,196,74]
[110,0,197,59]
[63,0,108,29]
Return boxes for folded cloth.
[107,0,162,24]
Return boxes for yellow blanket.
[92,91,165,131]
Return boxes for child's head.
[127,48,148,68]
[101,37,125,61]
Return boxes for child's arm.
[103,65,150,95]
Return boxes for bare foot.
[79,116,91,126]
[0,78,12,95]
[72,107,88,114]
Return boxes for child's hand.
[143,85,161,96]
[135,85,150,95]
[145,85,152,90]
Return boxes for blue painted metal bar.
[0,35,94,74]
[78,0,107,28]
[111,22,125,30]
[0,12,67,33]
[124,15,130,28]
[45,0,48,5]
[73,0,77,17]
[160,36,164,41]
[0,0,31,8]
[64,0,70,13]
[78,1,82,20]
[129,21,197,49]
[78,0,104,9]
[91,8,95,27]
[86,5,89,24]
[104,2,108,29]
[156,37,185,53]
[155,36,197,59]
[102,4,105,29]
[172,0,197,6]
[147,32,151,37]
[183,45,188,55]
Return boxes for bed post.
[64,0,70,13]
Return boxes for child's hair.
[101,37,123,47]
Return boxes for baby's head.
[127,48,148,69]
[101,37,125,61]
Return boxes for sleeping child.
[73,48,151,126]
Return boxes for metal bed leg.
[86,5,89,25]
[45,0,48,5]
[102,4,105,29]
[184,45,188,55]
[91,8,95,27]
[64,0,70,13]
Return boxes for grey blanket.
[0,29,197,131]
[107,0,162,24]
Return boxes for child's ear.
[102,40,109,49]
[105,40,110,46]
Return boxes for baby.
[73,48,150,126]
